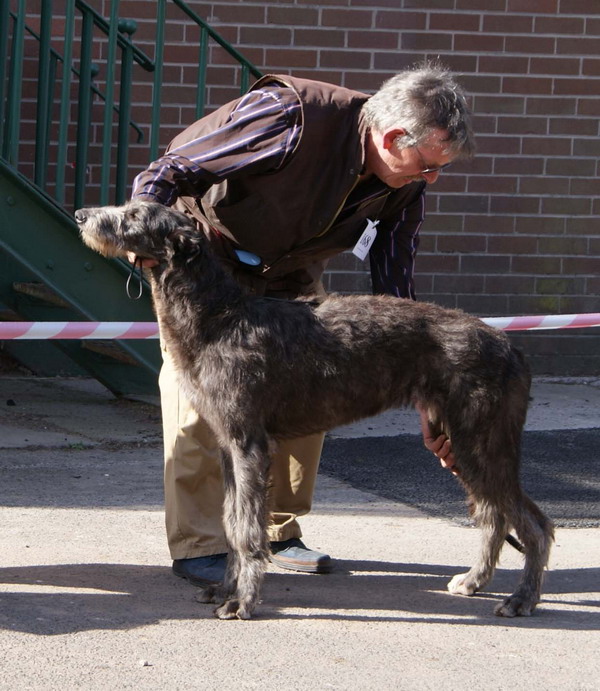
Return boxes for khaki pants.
[159,346,325,560]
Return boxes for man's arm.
[368,186,425,300]
[368,186,458,472]
[131,86,302,206]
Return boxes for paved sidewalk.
[0,374,598,690]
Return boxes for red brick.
[503,77,553,95]
[505,35,555,53]
[488,235,538,254]
[538,236,589,255]
[527,97,576,115]
[239,26,292,46]
[476,135,521,155]
[577,99,600,116]
[322,8,374,29]
[498,116,548,135]
[461,255,511,274]
[479,56,529,74]
[374,10,427,30]
[415,255,460,274]
[512,258,561,277]
[456,0,506,9]
[549,117,597,136]
[459,74,502,94]
[454,33,504,52]
[519,176,569,195]
[401,32,453,51]
[475,95,525,115]
[481,14,533,33]
[560,0,600,13]
[319,50,371,70]
[294,29,345,48]
[555,77,600,96]
[486,275,536,294]
[429,12,480,31]
[267,7,318,26]
[436,234,487,253]
[349,31,400,50]
[558,36,600,55]
[468,176,518,195]
[490,196,541,215]
[432,274,485,293]
[507,0,559,11]
[438,194,489,213]
[522,136,571,156]
[403,0,455,8]
[563,257,600,275]
[514,216,565,236]
[530,57,580,75]
[266,49,318,69]
[463,214,515,234]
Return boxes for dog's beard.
[79,228,124,258]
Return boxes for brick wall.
[40,2,600,373]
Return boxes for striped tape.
[0,313,599,339]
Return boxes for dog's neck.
[149,227,250,346]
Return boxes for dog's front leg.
[214,440,271,620]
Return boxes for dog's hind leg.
[447,498,509,597]
[494,492,554,617]
[214,437,271,620]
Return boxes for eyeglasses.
[413,145,453,175]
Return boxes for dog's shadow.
[262,559,600,629]
[0,560,597,634]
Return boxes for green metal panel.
[0,160,160,396]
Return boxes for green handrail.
[1,0,263,209]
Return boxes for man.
[131,62,474,586]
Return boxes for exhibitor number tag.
[352,219,379,261]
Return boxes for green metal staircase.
[0,0,262,396]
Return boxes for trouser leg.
[160,347,325,560]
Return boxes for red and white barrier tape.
[0,313,599,339]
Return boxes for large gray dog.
[75,200,553,621]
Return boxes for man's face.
[366,127,454,188]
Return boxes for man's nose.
[421,170,441,184]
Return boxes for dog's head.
[75,200,192,260]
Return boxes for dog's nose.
[74,209,87,224]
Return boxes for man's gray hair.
[362,61,475,158]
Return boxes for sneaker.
[172,553,227,586]
[269,538,333,574]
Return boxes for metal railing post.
[55,3,75,205]
[99,0,120,205]
[150,0,166,161]
[4,0,25,164]
[34,0,53,189]
[74,10,94,210]
[115,19,136,203]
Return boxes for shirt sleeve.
[131,86,302,206]
[368,188,426,300]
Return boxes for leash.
[126,256,144,300]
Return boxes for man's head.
[362,61,475,188]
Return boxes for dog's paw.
[494,595,535,617]
[447,572,479,596]
[214,598,253,620]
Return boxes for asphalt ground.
[0,375,598,690]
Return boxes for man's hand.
[418,406,459,475]
[127,252,158,268]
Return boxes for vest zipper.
[262,174,361,274]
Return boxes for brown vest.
[170,75,423,296]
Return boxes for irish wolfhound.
[75,200,553,621]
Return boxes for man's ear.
[382,127,408,151]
